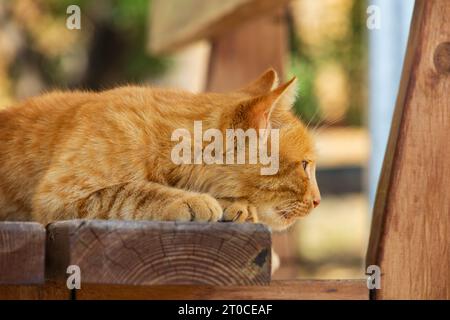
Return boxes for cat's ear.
[270,76,298,112]
[232,77,298,130]
[238,68,279,96]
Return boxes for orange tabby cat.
[0,69,320,230]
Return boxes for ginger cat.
[0,69,320,230]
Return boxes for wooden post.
[207,9,287,92]
[46,220,271,286]
[367,0,450,299]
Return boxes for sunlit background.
[0,0,415,279]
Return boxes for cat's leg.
[217,198,258,223]
[31,181,223,224]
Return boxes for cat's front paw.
[219,200,258,223]
[165,194,223,222]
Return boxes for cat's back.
[0,86,215,220]
[0,91,95,156]
[0,91,96,219]
[0,86,199,161]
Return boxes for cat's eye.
[301,160,308,171]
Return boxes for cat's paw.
[220,200,258,223]
[165,194,223,222]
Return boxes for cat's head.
[203,69,321,230]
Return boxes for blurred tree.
[0,0,169,103]
[288,0,367,127]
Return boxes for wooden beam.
[46,220,271,286]
[207,8,287,92]
[75,279,368,300]
[149,0,291,54]
[0,282,70,300]
[367,0,450,299]
[0,280,368,300]
[0,222,45,285]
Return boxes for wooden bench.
[0,220,367,300]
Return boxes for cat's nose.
[313,197,321,208]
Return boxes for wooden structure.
[366,0,449,300]
[0,220,367,300]
[149,0,289,93]
[0,0,449,300]
[206,8,287,92]
[148,0,291,54]
[0,222,45,285]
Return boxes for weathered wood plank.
[367,0,450,299]
[149,0,291,54]
[0,222,45,285]
[75,279,368,300]
[46,220,271,286]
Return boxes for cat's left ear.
[238,68,280,96]
[233,77,298,130]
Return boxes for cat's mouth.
[275,200,312,219]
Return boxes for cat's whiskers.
[305,109,320,130]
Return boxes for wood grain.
[366,0,450,299]
[75,279,368,300]
[46,220,271,286]
[148,0,291,54]
[0,222,45,285]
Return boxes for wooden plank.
[366,0,450,299]
[46,220,271,286]
[149,0,291,54]
[75,280,368,300]
[0,282,70,300]
[207,8,287,92]
[0,222,45,285]
[0,280,368,300]
[0,279,368,300]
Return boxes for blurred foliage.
[0,0,169,104]
[288,0,367,126]
[46,0,169,81]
